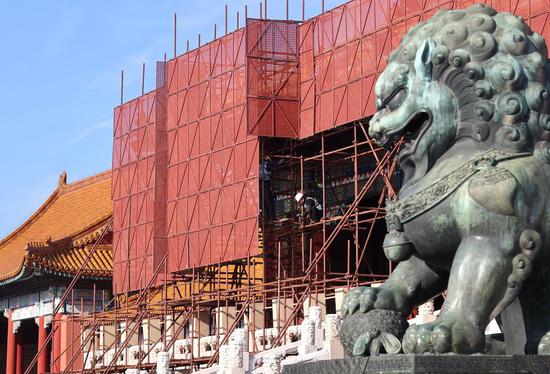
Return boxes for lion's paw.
[341,287,379,317]
[342,286,411,317]
[402,318,484,354]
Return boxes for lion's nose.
[369,118,383,140]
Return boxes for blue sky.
[0,0,343,238]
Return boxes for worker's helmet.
[294,192,304,203]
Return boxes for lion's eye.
[385,88,407,111]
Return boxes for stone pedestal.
[283,355,550,373]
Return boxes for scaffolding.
[23,0,550,372]
[26,124,400,374]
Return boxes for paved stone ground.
[283,354,550,374]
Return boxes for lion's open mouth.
[398,111,432,155]
[403,111,430,143]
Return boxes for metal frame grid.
[112,91,157,294]
[34,120,400,374]
[246,18,301,137]
[165,28,260,274]
[299,0,550,138]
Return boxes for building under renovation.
[1,0,550,373]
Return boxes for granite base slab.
[283,354,550,374]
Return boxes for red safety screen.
[112,0,550,292]
[299,0,550,138]
[246,19,301,138]
[165,28,260,273]
[112,91,157,294]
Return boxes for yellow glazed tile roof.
[0,170,113,282]
[28,244,113,278]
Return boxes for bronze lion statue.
[342,4,550,355]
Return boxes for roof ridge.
[61,169,111,193]
[0,189,60,249]
[0,170,112,249]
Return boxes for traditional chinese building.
[0,171,112,373]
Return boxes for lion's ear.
[414,38,435,80]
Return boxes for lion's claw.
[402,325,433,353]
[341,287,365,317]
[359,288,378,313]
[342,287,381,317]
[402,319,484,354]
[431,326,452,354]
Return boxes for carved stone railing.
[82,311,348,371]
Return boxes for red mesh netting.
[299,0,550,138]
[247,19,301,138]
[165,29,259,273]
[112,91,157,294]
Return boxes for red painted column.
[5,310,15,374]
[15,327,23,374]
[50,314,61,373]
[37,316,48,374]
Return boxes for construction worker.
[295,192,322,224]
[260,156,275,221]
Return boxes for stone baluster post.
[262,354,282,374]
[417,299,436,323]
[218,339,244,374]
[308,306,323,348]
[323,314,344,359]
[156,351,170,374]
[298,319,316,356]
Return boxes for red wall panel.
[165,28,260,274]
[246,19,301,138]
[299,0,550,138]
[112,91,158,294]
[112,0,550,293]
